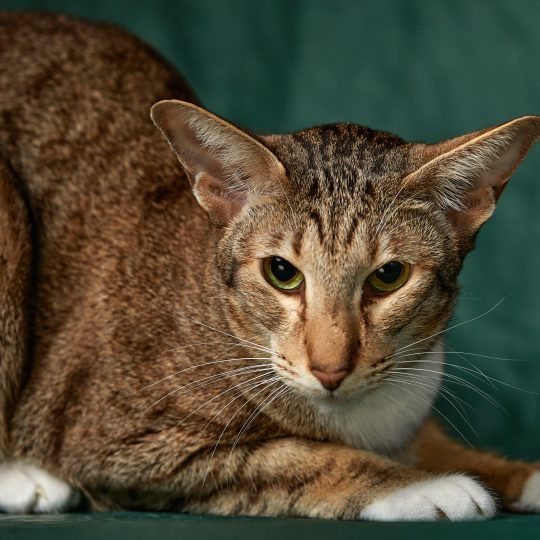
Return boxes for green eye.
[367,261,410,293]
[263,256,304,291]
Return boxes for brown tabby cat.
[0,12,539,520]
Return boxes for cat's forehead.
[265,123,415,200]
[259,124,422,260]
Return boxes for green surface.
[0,0,539,532]
[0,513,539,540]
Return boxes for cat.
[0,11,539,520]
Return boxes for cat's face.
[151,101,539,402]
[214,126,461,400]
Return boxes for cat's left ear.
[405,115,540,245]
[151,100,287,225]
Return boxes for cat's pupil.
[271,257,297,282]
[375,261,403,284]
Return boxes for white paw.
[512,471,540,512]
[360,474,496,521]
[0,461,79,513]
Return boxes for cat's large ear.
[405,115,540,246]
[151,100,287,225]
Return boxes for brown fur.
[412,420,538,509]
[0,12,539,517]
[0,159,32,457]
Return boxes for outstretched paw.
[0,461,79,513]
[513,471,540,513]
[360,474,496,521]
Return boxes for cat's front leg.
[412,418,540,512]
[171,437,494,521]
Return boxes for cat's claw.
[512,471,540,512]
[0,461,79,513]
[359,474,495,521]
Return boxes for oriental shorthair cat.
[0,12,539,520]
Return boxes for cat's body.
[0,12,539,519]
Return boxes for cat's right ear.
[151,100,287,225]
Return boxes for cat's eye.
[367,261,410,293]
[262,256,304,291]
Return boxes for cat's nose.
[310,367,349,391]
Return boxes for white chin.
[311,344,444,454]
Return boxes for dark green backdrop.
[1,0,539,459]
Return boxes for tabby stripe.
[340,210,361,251]
[309,209,325,245]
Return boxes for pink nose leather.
[311,368,349,391]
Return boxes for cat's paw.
[359,474,496,521]
[512,471,540,513]
[0,461,79,513]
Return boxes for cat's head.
[151,101,539,402]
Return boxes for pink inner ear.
[447,186,496,236]
[474,136,524,190]
[194,173,247,224]
[203,174,247,206]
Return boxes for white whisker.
[225,386,292,475]
[444,344,498,391]
[374,184,411,238]
[384,380,474,448]
[135,357,273,394]
[200,380,285,491]
[179,315,278,356]
[395,358,537,396]
[387,372,473,412]
[385,374,478,436]
[391,366,504,410]
[395,358,501,390]
[393,295,511,355]
[166,340,256,353]
[142,365,274,412]
[173,370,278,429]
[393,349,528,363]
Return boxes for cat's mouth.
[306,362,393,400]
[274,349,436,402]
[306,353,433,403]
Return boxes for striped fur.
[0,12,539,520]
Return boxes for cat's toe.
[359,474,495,521]
[0,461,79,513]
[512,471,540,512]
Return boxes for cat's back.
[0,11,197,119]
[0,12,206,308]
[0,11,196,206]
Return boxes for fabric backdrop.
[1,0,539,460]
